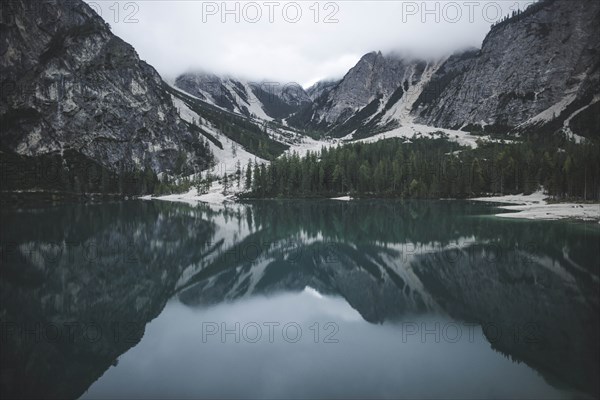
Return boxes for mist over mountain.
[413,0,600,135]
[1,0,599,199]
[94,0,526,85]
[168,0,599,142]
[2,2,600,398]
[173,72,311,121]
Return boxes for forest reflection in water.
[1,199,598,399]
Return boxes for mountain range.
[1,0,599,192]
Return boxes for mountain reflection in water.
[1,200,598,399]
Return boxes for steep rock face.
[174,72,251,114]
[0,0,212,176]
[413,0,600,134]
[288,51,439,138]
[309,52,423,126]
[411,49,479,116]
[174,72,310,120]
[290,0,599,139]
[269,81,311,106]
[252,81,311,119]
[306,79,340,101]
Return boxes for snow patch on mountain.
[357,123,481,148]
[561,94,600,143]
[521,94,577,126]
[241,81,274,121]
[382,60,446,125]
[170,93,268,178]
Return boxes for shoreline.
[471,191,600,222]
[148,188,600,223]
[3,189,598,223]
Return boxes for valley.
[2,1,600,399]
[3,1,599,219]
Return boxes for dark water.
[1,200,598,399]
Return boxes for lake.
[1,199,598,399]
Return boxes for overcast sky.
[84,1,535,87]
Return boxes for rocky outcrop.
[313,52,420,125]
[413,0,600,136]
[287,51,455,139]
[269,81,311,107]
[289,0,599,139]
[289,52,430,136]
[174,72,310,120]
[306,79,339,101]
[0,0,213,178]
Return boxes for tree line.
[241,134,600,200]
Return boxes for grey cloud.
[85,0,535,87]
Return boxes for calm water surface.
[1,200,598,399]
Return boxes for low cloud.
[85,0,535,86]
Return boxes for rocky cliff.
[0,0,213,180]
[314,52,422,125]
[306,79,340,101]
[289,52,432,136]
[413,0,600,136]
[289,0,599,140]
[174,72,310,121]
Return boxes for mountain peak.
[174,72,310,120]
[1,0,213,178]
[360,50,385,64]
